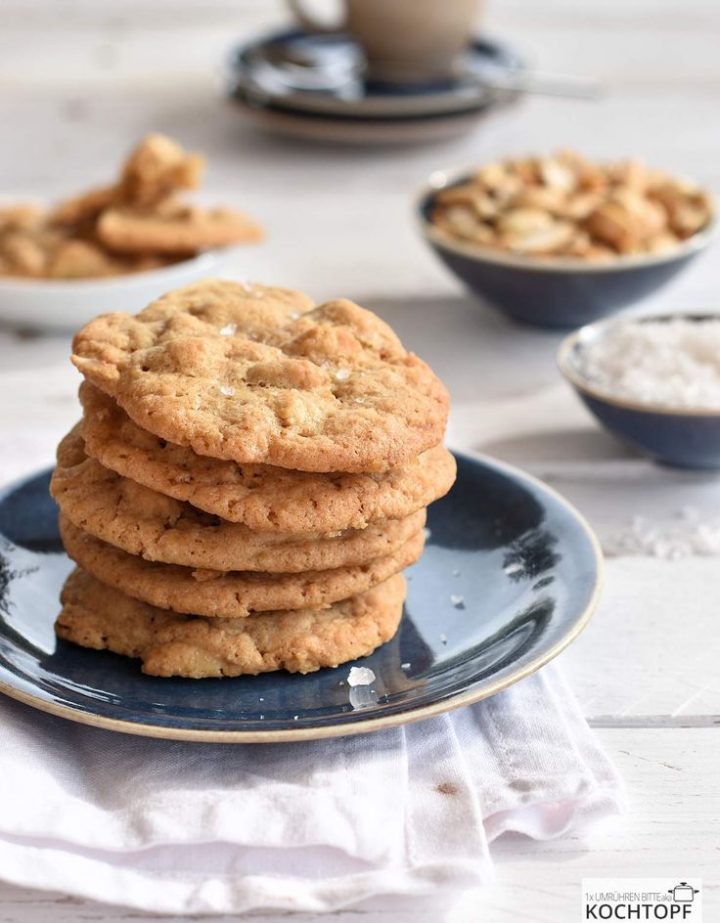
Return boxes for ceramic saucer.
[226,28,525,144]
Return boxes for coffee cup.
[286,0,482,82]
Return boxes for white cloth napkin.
[0,665,624,915]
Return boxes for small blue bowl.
[417,168,715,330]
[558,314,720,469]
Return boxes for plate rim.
[224,96,498,146]
[0,450,603,743]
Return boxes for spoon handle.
[482,70,603,101]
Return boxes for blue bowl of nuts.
[417,152,715,330]
[558,313,720,469]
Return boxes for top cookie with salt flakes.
[72,279,449,473]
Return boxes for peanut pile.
[430,151,713,261]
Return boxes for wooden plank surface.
[0,0,718,920]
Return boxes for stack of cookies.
[51,280,455,678]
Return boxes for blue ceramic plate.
[0,453,601,742]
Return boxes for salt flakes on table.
[605,507,720,559]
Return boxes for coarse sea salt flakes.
[220,385,235,396]
[219,323,237,336]
[347,666,375,687]
[334,368,351,381]
[350,686,379,710]
[575,318,720,409]
[604,508,720,559]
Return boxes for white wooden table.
[0,1,718,920]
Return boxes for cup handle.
[286,0,347,34]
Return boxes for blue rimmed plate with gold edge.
[0,452,601,742]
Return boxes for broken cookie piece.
[0,133,264,280]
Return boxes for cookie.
[47,240,129,279]
[117,134,205,209]
[49,135,204,231]
[0,230,52,277]
[52,426,426,572]
[57,568,405,677]
[4,135,261,282]
[0,222,172,280]
[72,280,450,473]
[80,383,456,533]
[49,184,117,231]
[0,204,44,233]
[59,515,424,618]
[97,203,264,255]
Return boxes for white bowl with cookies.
[0,134,263,332]
[0,246,246,332]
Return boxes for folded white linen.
[0,665,623,915]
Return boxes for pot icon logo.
[584,878,703,921]
[668,882,699,903]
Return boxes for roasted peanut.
[429,150,713,261]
